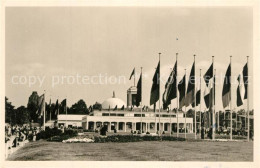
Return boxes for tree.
[5,97,15,125]
[69,99,89,115]
[27,91,39,122]
[93,102,102,111]
[186,109,194,118]
[15,106,30,125]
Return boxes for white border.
[1,0,259,168]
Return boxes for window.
[117,114,124,117]
[162,115,169,117]
[102,113,109,116]
[119,123,123,130]
[134,114,145,117]
[110,113,116,116]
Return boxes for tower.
[127,86,137,108]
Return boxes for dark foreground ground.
[7,139,253,161]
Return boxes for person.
[61,125,65,133]
[201,127,205,139]
[8,126,11,136]
[33,129,37,142]
[208,127,213,139]
[100,125,107,136]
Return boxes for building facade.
[82,110,193,133]
[57,90,193,133]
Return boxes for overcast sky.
[5,7,253,111]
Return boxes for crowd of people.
[5,125,40,158]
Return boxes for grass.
[7,138,253,161]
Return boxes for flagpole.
[212,56,215,140]
[170,103,172,136]
[140,67,143,133]
[159,53,161,136]
[57,96,59,126]
[170,68,172,136]
[230,56,232,140]
[215,69,218,134]
[43,90,46,131]
[155,102,157,134]
[184,69,187,139]
[50,94,52,122]
[194,55,197,139]
[247,56,249,142]
[235,107,237,131]
[176,53,179,138]
[134,67,136,87]
[66,96,68,128]
[200,69,202,136]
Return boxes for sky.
[5,7,253,111]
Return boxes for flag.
[243,63,248,99]
[185,63,195,107]
[178,74,186,109]
[142,106,145,111]
[204,77,215,109]
[49,98,52,119]
[37,94,45,118]
[60,99,67,114]
[129,68,135,80]
[237,73,245,107]
[204,63,213,87]
[136,73,142,107]
[54,99,59,115]
[163,62,177,109]
[150,61,160,105]
[204,85,211,109]
[88,105,93,112]
[121,105,125,110]
[113,105,117,111]
[222,64,231,108]
[192,90,201,107]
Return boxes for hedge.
[94,135,185,143]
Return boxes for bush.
[64,129,78,137]
[36,127,62,140]
[37,128,78,141]
[47,135,71,142]
[93,135,185,143]
[83,129,94,132]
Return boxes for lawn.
[7,139,253,161]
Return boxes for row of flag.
[36,96,66,119]
[129,54,249,139]
[129,56,248,111]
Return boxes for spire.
[113,91,116,98]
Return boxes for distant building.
[57,115,86,127]
[57,89,194,133]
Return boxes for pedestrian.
[201,127,205,139]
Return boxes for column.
[117,122,119,131]
[124,122,127,132]
[162,123,164,132]
[108,122,111,132]
[93,122,96,130]
[86,121,89,130]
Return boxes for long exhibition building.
[57,86,194,133]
